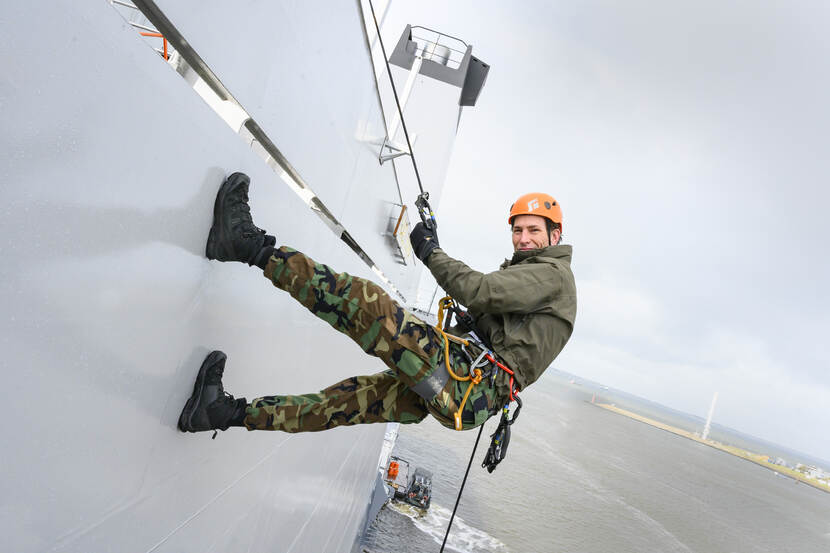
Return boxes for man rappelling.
[178,172,576,438]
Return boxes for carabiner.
[415,192,437,231]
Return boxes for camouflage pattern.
[245,371,429,433]
[243,247,504,432]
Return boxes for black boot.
[206,172,275,266]
[178,350,248,434]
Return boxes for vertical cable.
[439,424,485,552]
[367,0,426,197]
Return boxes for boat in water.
[402,467,434,510]
[383,456,433,510]
[1,1,486,551]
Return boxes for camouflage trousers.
[243,247,504,433]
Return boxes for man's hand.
[410,222,440,263]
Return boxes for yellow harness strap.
[433,297,483,430]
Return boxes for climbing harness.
[431,296,524,469]
[432,293,526,473]
[432,296,521,431]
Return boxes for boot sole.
[206,172,250,260]
[178,350,227,432]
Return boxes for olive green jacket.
[426,245,577,396]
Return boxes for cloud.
[577,277,663,340]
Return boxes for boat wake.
[386,501,508,553]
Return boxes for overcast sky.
[383,1,830,461]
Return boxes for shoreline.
[592,402,830,494]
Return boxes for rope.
[367,0,426,197]
[439,424,485,553]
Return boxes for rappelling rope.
[439,423,485,553]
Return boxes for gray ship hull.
[1,1,466,551]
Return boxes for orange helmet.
[508,192,563,232]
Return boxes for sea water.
[361,375,830,553]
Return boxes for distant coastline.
[593,402,830,495]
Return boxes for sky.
[383,0,830,461]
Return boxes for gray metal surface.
[151,0,423,299]
[0,2,423,552]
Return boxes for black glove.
[409,222,440,263]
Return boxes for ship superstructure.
[1,1,486,551]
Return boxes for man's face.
[511,214,560,251]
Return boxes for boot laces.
[217,391,236,404]
[228,190,265,238]
[209,392,238,440]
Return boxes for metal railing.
[409,26,468,69]
[110,0,173,61]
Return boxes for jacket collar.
[504,244,573,267]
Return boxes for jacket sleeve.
[425,249,564,313]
